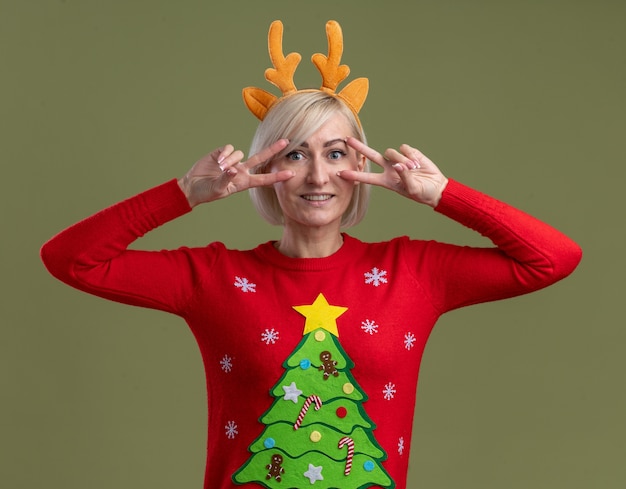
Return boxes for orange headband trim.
[242,20,369,122]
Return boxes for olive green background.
[2,0,624,487]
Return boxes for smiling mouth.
[302,194,334,202]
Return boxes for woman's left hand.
[341,137,448,208]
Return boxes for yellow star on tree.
[293,293,348,337]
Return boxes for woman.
[41,20,581,489]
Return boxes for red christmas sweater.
[41,178,581,489]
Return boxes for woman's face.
[270,113,364,233]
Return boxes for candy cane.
[293,395,322,430]
[338,436,355,475]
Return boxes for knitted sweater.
[41,178,581,489]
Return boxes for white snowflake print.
[398,437,405,456]
[404,332,416,351]
[383,382,397,400]
[225,420,238,439]
[261,328,280,345]
[361,319,379,335]
[364,267,388,287]
[234,276,256,293]
[220,354,233,373]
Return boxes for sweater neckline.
[254,233,360,271]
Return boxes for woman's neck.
[275,227,344,258]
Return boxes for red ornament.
[336,406,347,418]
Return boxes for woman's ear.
[350,154,366,186]
[357,154,366,172]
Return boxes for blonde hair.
[249,91,370,227]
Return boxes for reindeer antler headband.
[242,20,369,123]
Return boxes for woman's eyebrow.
[324,138,348,148]
[297,139,347,149]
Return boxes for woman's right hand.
[178,139,292,208]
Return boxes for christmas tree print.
[233,293,395,488]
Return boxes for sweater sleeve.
[40,179,203,316]
[416,179,582,313]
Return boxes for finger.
[345,137,386,167]
[218,149,245,171]
[206,164,240,197]
[393,160,425,192]
[338,169,386,186]
[249,169,294,188]
[383,148,419,169]
[199,147,226,168]
[399,144,427,168]
[242,138,289,171]
[217,144,235,161]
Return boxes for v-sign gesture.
[178,139,293,208]
[340,137,448,208]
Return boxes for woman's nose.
[306,158,330,185]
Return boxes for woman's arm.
[40,180,200,314]
[40,141,293,314]
[341,139,582,311]
[422,178,582,312]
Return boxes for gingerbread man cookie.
[318,350,339,380]
[266,454,285,482]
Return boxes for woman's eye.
[328,150,345,160]
[286,151,304,161]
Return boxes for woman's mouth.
[302,194,333,202]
